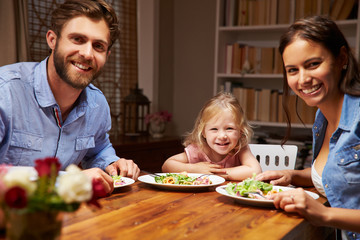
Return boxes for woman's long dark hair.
[278,16,360,143]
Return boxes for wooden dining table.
[59,174,335,240]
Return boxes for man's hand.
[83,168,114,194]
[105,158,140,180]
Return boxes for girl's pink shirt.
[184,144,241,168]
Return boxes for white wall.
[138,0,216,136]
[137,0,158,111]
[172,0,216,136]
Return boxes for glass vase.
[149,121,166,138]
[5,210,63,240]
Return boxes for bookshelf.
[214,0,360,143]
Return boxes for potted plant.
[0,157,105,240]
[145,110,172,138]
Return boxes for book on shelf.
[277,0,291,24]
[230,85,317,124]
[224,0,238,26]
[222,0,357,27]
[260,47,274,74]
[268,0,278,25]
[277,91,285,123]
[246,88,256,120]
[224,43,278,74]
[270,90,278,122]
[273,49,283,74]
[336,0,356,20]
[322,0,331,15]
[232,42,245,73]
[225,44,233,74]
[237,0,248,26]
[330,0,345,19]
[288,93,300,124]
[257,88,271,121]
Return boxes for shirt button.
[325,184,328,188]
[314,126,318,130]
[316,133,319,137]
[355,154,358,159]
[340,159,344,163]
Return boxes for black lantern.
[121,85,150,136]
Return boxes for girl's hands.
[271,188,328,227]
[191,162,227,175]
[255,170,293,186]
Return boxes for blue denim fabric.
[312,94,360,240]
[0,58,118,171]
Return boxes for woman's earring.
[343,64,348,70]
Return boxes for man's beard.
[53,46,103,90]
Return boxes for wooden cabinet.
[110,136,184,172]
[214,0,360,143]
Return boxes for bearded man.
[0,0,140,194]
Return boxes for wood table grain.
[60,178,335,240]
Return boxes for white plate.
[114,177,135,188]
[216,185,319,207]
[138,173,226,190]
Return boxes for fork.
[247,192,266,199]
[197,174,212,178]
[141,170,163,177]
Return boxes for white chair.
[248,144,298,171]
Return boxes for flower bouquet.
[0,157,106,240]
[145,110,172,125]
[145,110,172,138]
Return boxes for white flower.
[56,165,92,203]
[4,169,37,195]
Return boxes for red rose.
[5,186,27,209]
[87,179,106,208]
[35,157,61,177]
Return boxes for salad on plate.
[112,175,126,187]
[154,172,212,185]
[225,175,281,200]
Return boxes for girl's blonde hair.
[183,92,253,154]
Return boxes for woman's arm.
[256,168,313,186]
[273,188,360,233]
[325,207,360,233]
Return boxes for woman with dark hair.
[256,16,360,239]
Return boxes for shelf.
[249,121,312,129]
[218,19,358,32]
[217,73,283,79]
[214,0,359,143]
[250,121,313,143]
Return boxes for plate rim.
[215,185,319,207]
[138,173,226,188]
[114,176,135,188]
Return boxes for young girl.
[162,92,262,181]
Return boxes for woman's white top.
[311,160,349,240]
[311,160,326,197]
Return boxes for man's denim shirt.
[0,58,118,171]
[312,94,360,240]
